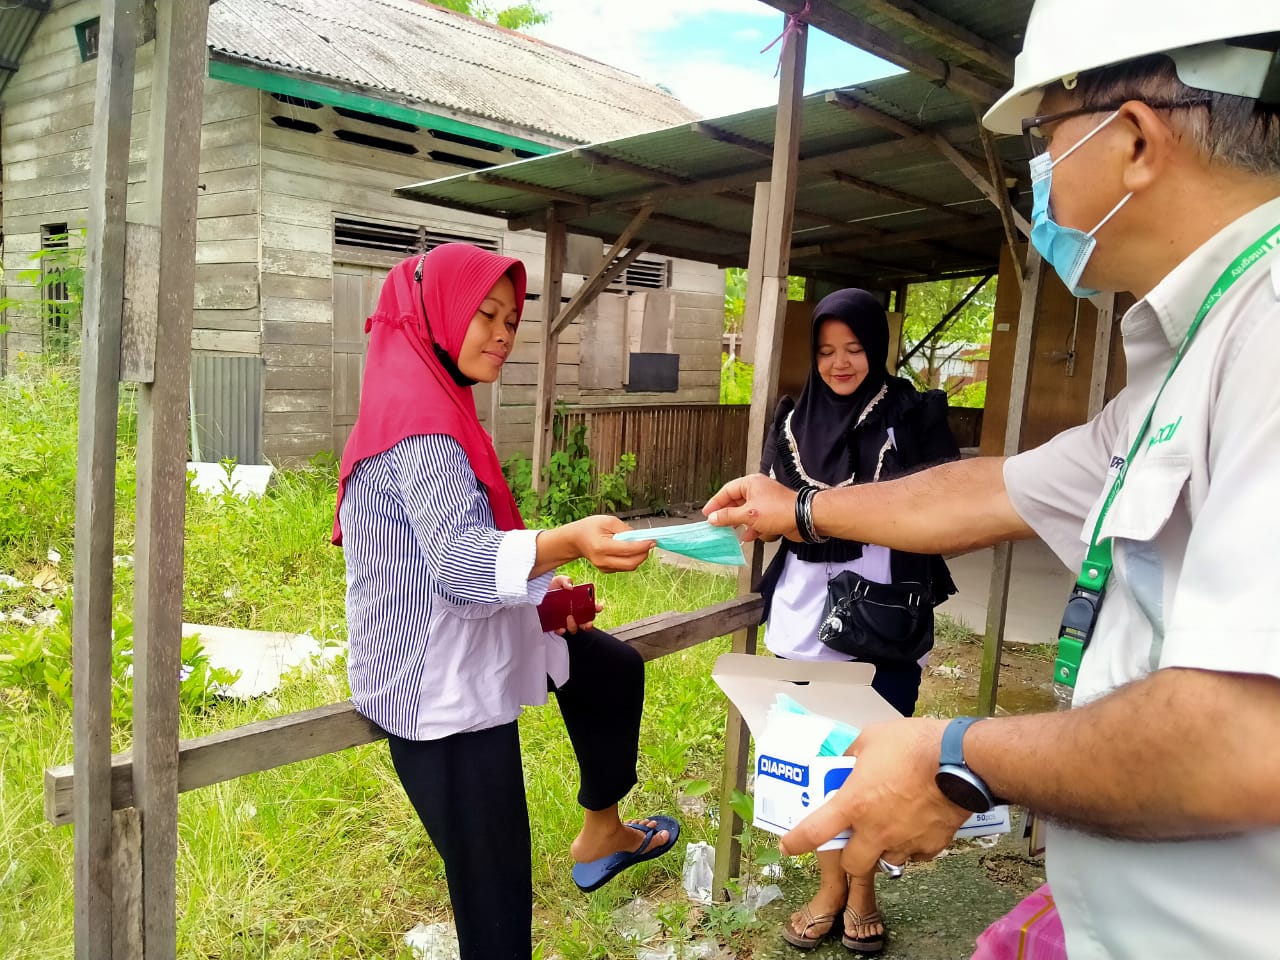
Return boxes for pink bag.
[970,885,1066,960]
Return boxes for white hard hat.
[983,1,1280,134]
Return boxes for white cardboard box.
[712,653,1010,851]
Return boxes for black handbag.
[818,570,933,663]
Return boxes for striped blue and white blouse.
[339,434,568,740]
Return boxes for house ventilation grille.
[334,217,500,257]
[617,258,669,290]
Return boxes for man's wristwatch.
[935,716,1004,813]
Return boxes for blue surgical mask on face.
[1029,110,1133,298]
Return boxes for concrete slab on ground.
[183,622,338,699]
[939,539,1072,647]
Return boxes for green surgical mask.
[614,521,746,566]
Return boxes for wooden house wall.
[0,0,261,369]
[0,0,726,466]
[981,242,1126,455]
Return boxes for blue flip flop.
[571,815,680,893]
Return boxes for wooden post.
[131,2,209,955]
[72,0,139,953]
[1087,292,1116,419]
[977,249,1043,715]
[713,14,807,902]
[977,121,1024,291]
[111,810,143,958]
[531,212,567,494]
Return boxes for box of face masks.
[712,653,1010,851]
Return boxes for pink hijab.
[332,243,528,544]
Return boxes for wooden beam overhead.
[549,205,654,337]
[790,215,999,259]
[826,90,1027,224]
[829,169,978,221]
[825,89,919,138]
[574,148,688,187]
[764,0,1004,104]
[977,118,1026,286]
[471,172,590,206]
[825,89,1023,182]
[931,134,1031,238]
[645,209,751,241]
[692,121,774,158]
[857,0,1014,79]
[551,241,650,337]
[506,134,927,231]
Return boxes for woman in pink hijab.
[335,244,679,959]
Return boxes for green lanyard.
[1055,223,1280,690]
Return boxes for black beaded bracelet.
[795,485,828,544]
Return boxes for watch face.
[935,769,992,813]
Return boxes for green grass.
[1,360,768,958]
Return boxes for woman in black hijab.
[761,289,959,954]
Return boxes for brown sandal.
[841,905,886,954]
[782,904,840,950]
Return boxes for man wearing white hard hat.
[704,3,1280,956]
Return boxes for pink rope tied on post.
[760,1,811,77]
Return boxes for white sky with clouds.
[527,0,899,119]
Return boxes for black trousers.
[386,627,643,960]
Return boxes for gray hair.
[1065,54,1280,177]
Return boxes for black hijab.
[787,288,890,487]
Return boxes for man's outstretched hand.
[703,473,800,543]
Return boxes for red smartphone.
[537,583,596,632]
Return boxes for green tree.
[899,275,996,406]
[434,0,549,30]
[723,267,806,335]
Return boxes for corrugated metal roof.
[207,0,699,146]
[398,72,1030,289]
[0,0,51,94]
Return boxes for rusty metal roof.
[397,71,1030,289]
[206,0,699,146]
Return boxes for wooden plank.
[195,238,258,264]
[265,365,331,390]
[1087,293,1116,420]
[829,169,976,221]
[978,249,1044,716]
[261,273,332,302]
[45,596,764,826]
[193,262,258,310]
[196,188,259,219]
[765,0,1002,104]
[189,329,259,354]
[551,240,651,338]
[856,0,1014,78]
[193,307,260,332]
[112,809,143,959]
[977,121,1025,289]
[531,215,567,493]
[717,21,806,904]
[71,0,140,951]
[195,214,258,242]
[121,223,160,384]
[131,2,210,954]
[505,135,929,232]
[932,134,1031,238]
[262,247,332,279]
[261,297,331,324]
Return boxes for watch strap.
[940,716,985,768]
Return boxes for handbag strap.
[831,571,928,610]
